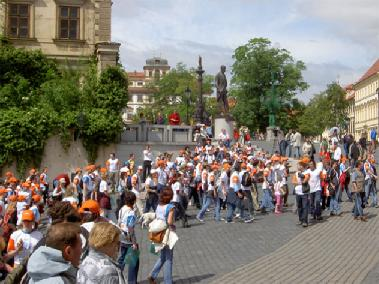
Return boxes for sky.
[111,0,379,102]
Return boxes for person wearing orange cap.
[80,200,107,233]
[157,160,168,194]
[196,167,220,222]
[30,195,42,227]
[260,166,274,214]
[82,165,95,202]
[7,210,43,266]
[239,163,254,223]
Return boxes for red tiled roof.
[356,59,379,84]
[127,71,145,78]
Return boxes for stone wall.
[1,135,116,180]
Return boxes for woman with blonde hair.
[62,184,79,209]
[77,222,126,284]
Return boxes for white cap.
[120,167,130,173]
[150,169,157,174]
[138,165,143,170]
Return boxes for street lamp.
[185,87,191,125]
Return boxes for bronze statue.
[215,65,229,115]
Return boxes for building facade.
[353,59,379,140]
[123,57,170,123]
[345,84,355,135]
[0,0,120,71]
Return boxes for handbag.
[301,183,310,194]
[148,230,166,244]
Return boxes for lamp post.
[194,56,205,124]
[185,87,191,125]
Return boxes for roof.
[127,71,145,78]
[145,57,169,66]
[356,58,379,84]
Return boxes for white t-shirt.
[107,158,119,173]
[230,171,241,191]
[333,147,342,161]
[143,150,153,161]
[99,180,108,193]
[171,182,181,203]
[294,169,311,195]
[8,230,43,265]
[309,168,322,193]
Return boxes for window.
[59,6,79,39]
[137,95,143,103]
[149,71,153,77]
[8,4,29,38]
[137,81,143,86]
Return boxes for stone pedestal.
[214,117,236,141]
[266,126,281,142]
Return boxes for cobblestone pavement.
[211,202,379,284]
[134,195,304,284]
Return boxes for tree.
[231,38,308,132]
[146,63,214,124]
[298,82,348,136]
[0,40,128,173]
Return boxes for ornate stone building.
[345,84,355,135]
[123,57,170,123]
[353,59,379,139]
[0,0,120,71]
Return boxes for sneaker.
[235,213,241,218]
[225,220,235,224]
[296,221,303,226]
[196,216,204,222]
[244,219,253,223]
[302,223,308,228]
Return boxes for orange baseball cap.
[100,167,107,173]
[8,195,17,202]
[17,195,26,202]
[22,210,35,221]
[79,200,100,214]
[8,177,18,183]
[32,195,41,203]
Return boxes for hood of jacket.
[27,246,77,283]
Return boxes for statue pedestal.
[266,126,280,142]
[214,117,236,142]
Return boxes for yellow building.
[0,0,120,71]
[345,84,355,135]
[354,59,379,140]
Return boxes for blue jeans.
[294,146,301,158]
[226,202,236,222]
[151,246,173,284]
[329,192,340,215]
[353,192,364,217]
[197,194,221,220]
[261,189,274,211]
[118,243,139,284]
[287,145,292,157]
[310,191,322,218]
[296,194,309,224]
[365,179,377,206]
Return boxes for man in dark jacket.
[349,141,360,168]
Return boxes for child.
[274,183,284,215]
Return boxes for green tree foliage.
[145,63,214,124]
[298,82,348,136]
[0,42,128,173]
[231,38,308,131]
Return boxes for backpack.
[241,172,252,187]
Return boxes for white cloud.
[111,0,379,102]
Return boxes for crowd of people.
[0,128,377,283]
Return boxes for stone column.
[95,42,121,73]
